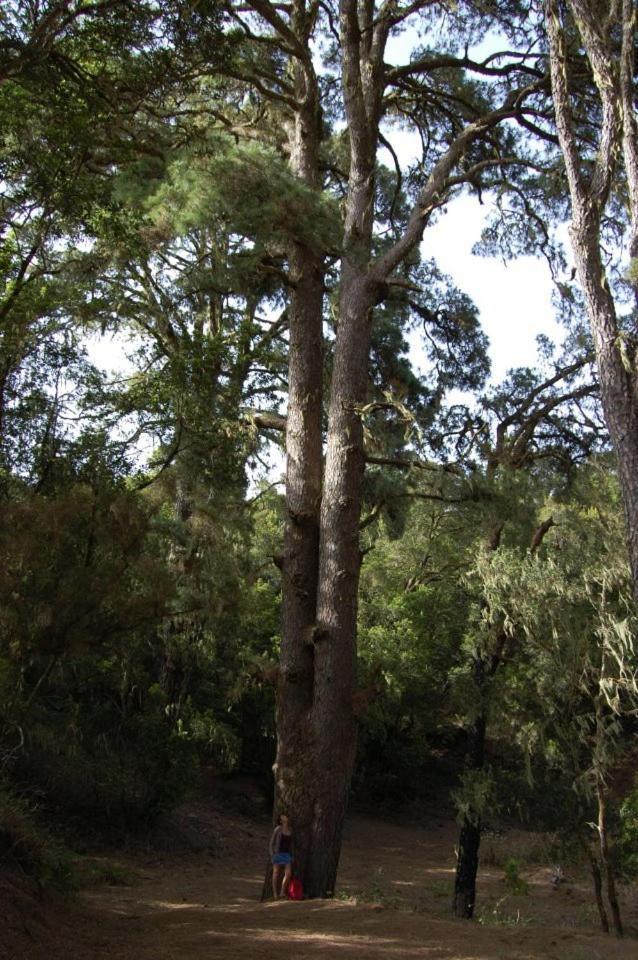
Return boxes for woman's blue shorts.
[272,853,292,866]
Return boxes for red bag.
[288,877,303,900]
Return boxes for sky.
[380,20,565,384]
[417,194,562,383]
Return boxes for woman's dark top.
[270,825,293,856]
[279,832,292,854]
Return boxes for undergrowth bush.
[503,857,529,895]
[13,717,198,836]
[0,782,78,891]
[481,831,568,868]
[617,778,638,880]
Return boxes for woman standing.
[269,812,293,899]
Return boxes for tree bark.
[295,0,389,897]
[309,272,377,895]
[545,0,638,599]
[268,0,326,896]
[569,211,638,601]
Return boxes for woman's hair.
[278,812,289,824]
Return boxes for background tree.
[475,465,638,936]
[544,0,638,598]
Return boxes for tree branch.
[244,0,310,62]
[385,50,544,84]
[370,81,546,283]
[530,516,555,553]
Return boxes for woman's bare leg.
[281,863,292,898]
[272,865,281,898]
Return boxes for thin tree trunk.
[454,817,482,919]
[584,842,610,934]
[596,778,623,937]
[453,523,506,918]
[451,517,551,918]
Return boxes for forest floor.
[2,784,637,960]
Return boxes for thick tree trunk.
[296,0,520,893]
[295,0,390,895]
[267,0,526,898]
[308,273,377,896]
[569,216,638,601]
[272,234,324,888]
[545,0,638,600]
[266,0,383,898]
[269,2,325,895]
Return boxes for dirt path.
[3,802,637,960]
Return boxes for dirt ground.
[2,796,637,960]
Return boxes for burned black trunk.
[453,699,487,919]
[454,818,482,919]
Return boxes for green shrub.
[617,780,638,880]
[0,783,78,891]
[503,857,529,895]
[476,894,532,926]
[14,718,198,835]
[78,859,133,887]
